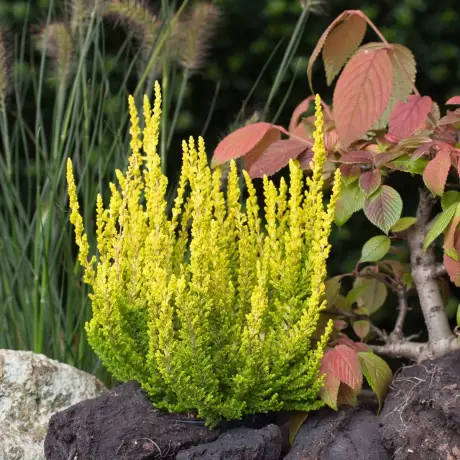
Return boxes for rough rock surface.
[285,406,391,460]
[380,350,460,460]
[176,425,282,460]
[45,381,220,460]
[0,349,106,460]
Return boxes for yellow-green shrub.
[67,82,341,427]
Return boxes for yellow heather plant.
[67,81,341,427]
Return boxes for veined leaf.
[307,10,365,92]
[364,185,403,234]
[248,138,308,178]
[388,95,432,141]
[340,150,374,164]
[321,345,363,392]
[423,202,457,251]
[358,352,392,413]
[335,181,366,227]
[372,44,417,130]
[360,235,391,263]
[423,147,452,196]
[322,14,367,86]
[212,122,284,166]
[359,170,381,197]
[391,217,417,232]
[333,47,393,147]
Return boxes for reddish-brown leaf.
[336,334,370,352]
[336,382,358,407]
[321,345,363,392]
[212,122,284,165]
[248,139,309,178]
[423,147,452,196]
[298,149,314,170]
[340,150,374,164]
[444,255,460,287]
[372,44,417,130]
[307,10,350,92]
[322,14,367,86]
[333,319,348,331]
[444,215,460,287]
[411,141,435,160]
[289,96,315,132]
[243,128,283,172]
[439,109,460,126]
[364,185,403,234]
[333,47,393,147]
[319,365,341,410]
[388,95,433,141]
[359,170,381,197]
[340,164,361,186]
[446,96,460,105]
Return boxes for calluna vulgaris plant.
[67,81,341,426]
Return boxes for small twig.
[333,308,388,341]
[390,284,409,341]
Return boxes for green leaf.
[364,185,403,234]
[391,217,417,232]
[353,320,370,340]
[423,202,457,251]
[388,155,429,175]
[335,181,366,227]
[441,191,460,211]
[288,412,309,446]
[457,303,460,326]
[346,284,368,309]
[360,235,391,263]
[354,276,387,314]
[446,247,459,262]
[358,352,392,413]
[444,297,459,319]
[326,276,342,309]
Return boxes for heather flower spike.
[67,82,341,427]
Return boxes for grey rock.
[0,349,106,460]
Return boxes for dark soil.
[176,425,282,460]
[380,350,460,460]
[285,406,391,460]
[44,350,460,460]
[44,381,219,460]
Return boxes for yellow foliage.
[67,83,341,427]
